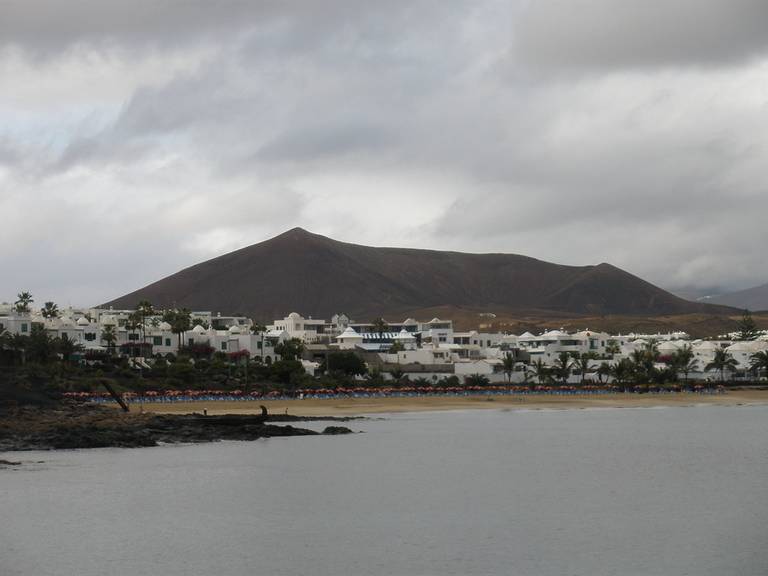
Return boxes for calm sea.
[2,406,767,576]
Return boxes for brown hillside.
[101,228,733,323]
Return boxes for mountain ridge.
[704,281,768,311]
[101,228,734,322]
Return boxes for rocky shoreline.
[0,403,356,452]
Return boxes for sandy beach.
[131,389,768,417]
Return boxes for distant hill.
[101,228,732,323]
[704,282,768,312]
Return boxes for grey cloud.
[258,122,395,163]
[0,139,22,167]
[0,0,422,56]
[1,1,257,54]
[2,0,768,305]
[42,1,462,177]
[513,0,768,71]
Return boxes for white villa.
[2,303,766,383]
[0,305,286,364]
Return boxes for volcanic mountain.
[101,228,731,323]
[703,281,768,312]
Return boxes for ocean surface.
[2,406,768,576]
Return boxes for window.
[153,336,162,346]
[165,338,171,347]
[85,333,96,341]
[128,333,139,341]
[221,342,228,351]
[21,323,28,333]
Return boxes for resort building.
[725,340,768,370]
[3,300,767,383]
[268,312,350,344]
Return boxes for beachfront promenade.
[72,385,727,405]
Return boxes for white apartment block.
[3,301,767,382]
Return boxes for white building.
[269,312,338,343]
[725,341,768,371]
[518,330,589,361]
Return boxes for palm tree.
[705,348,738,383]
[630,342,658,383]
[388,340,405,354]
[371,317,389,337]
[125,313,142,344]
[749,350,768,381]
[629,348,647,367]
[412,377,431,387]
[136,300,155,344]
[14,292,33,314]
[163,308,192,350]
[576,352,597,385]
[41,301,60,319]
[388,368,405,386]
[605,342,621,357]
[10,333,28,364]
[528,358,550,385]
[57,333,84,363]
[643,339,660,358]
[0,329,12,363]
[101,325,117,355]
[552,351,574,385]
[27,324,56,363]
[672,345,698,383]
[596,361,612,384]
[502,351,517,383]
[275,338,305,361]
[464,374,490,387]
[250,322,267,334]
[611,358,634,386]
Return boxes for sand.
[130,389,768,417]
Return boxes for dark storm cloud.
[513,0,768,71]
[0,0,395,53]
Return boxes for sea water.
[2,406,767,576]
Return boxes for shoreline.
[0,405,354,452]
[3,391,767,453]
[129,390,768,417]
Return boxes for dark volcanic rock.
[0,405,356,451]
[266,415,362,423]
[322,426,354,435]
[47,425,157,449]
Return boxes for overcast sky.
[2,0,768,307]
